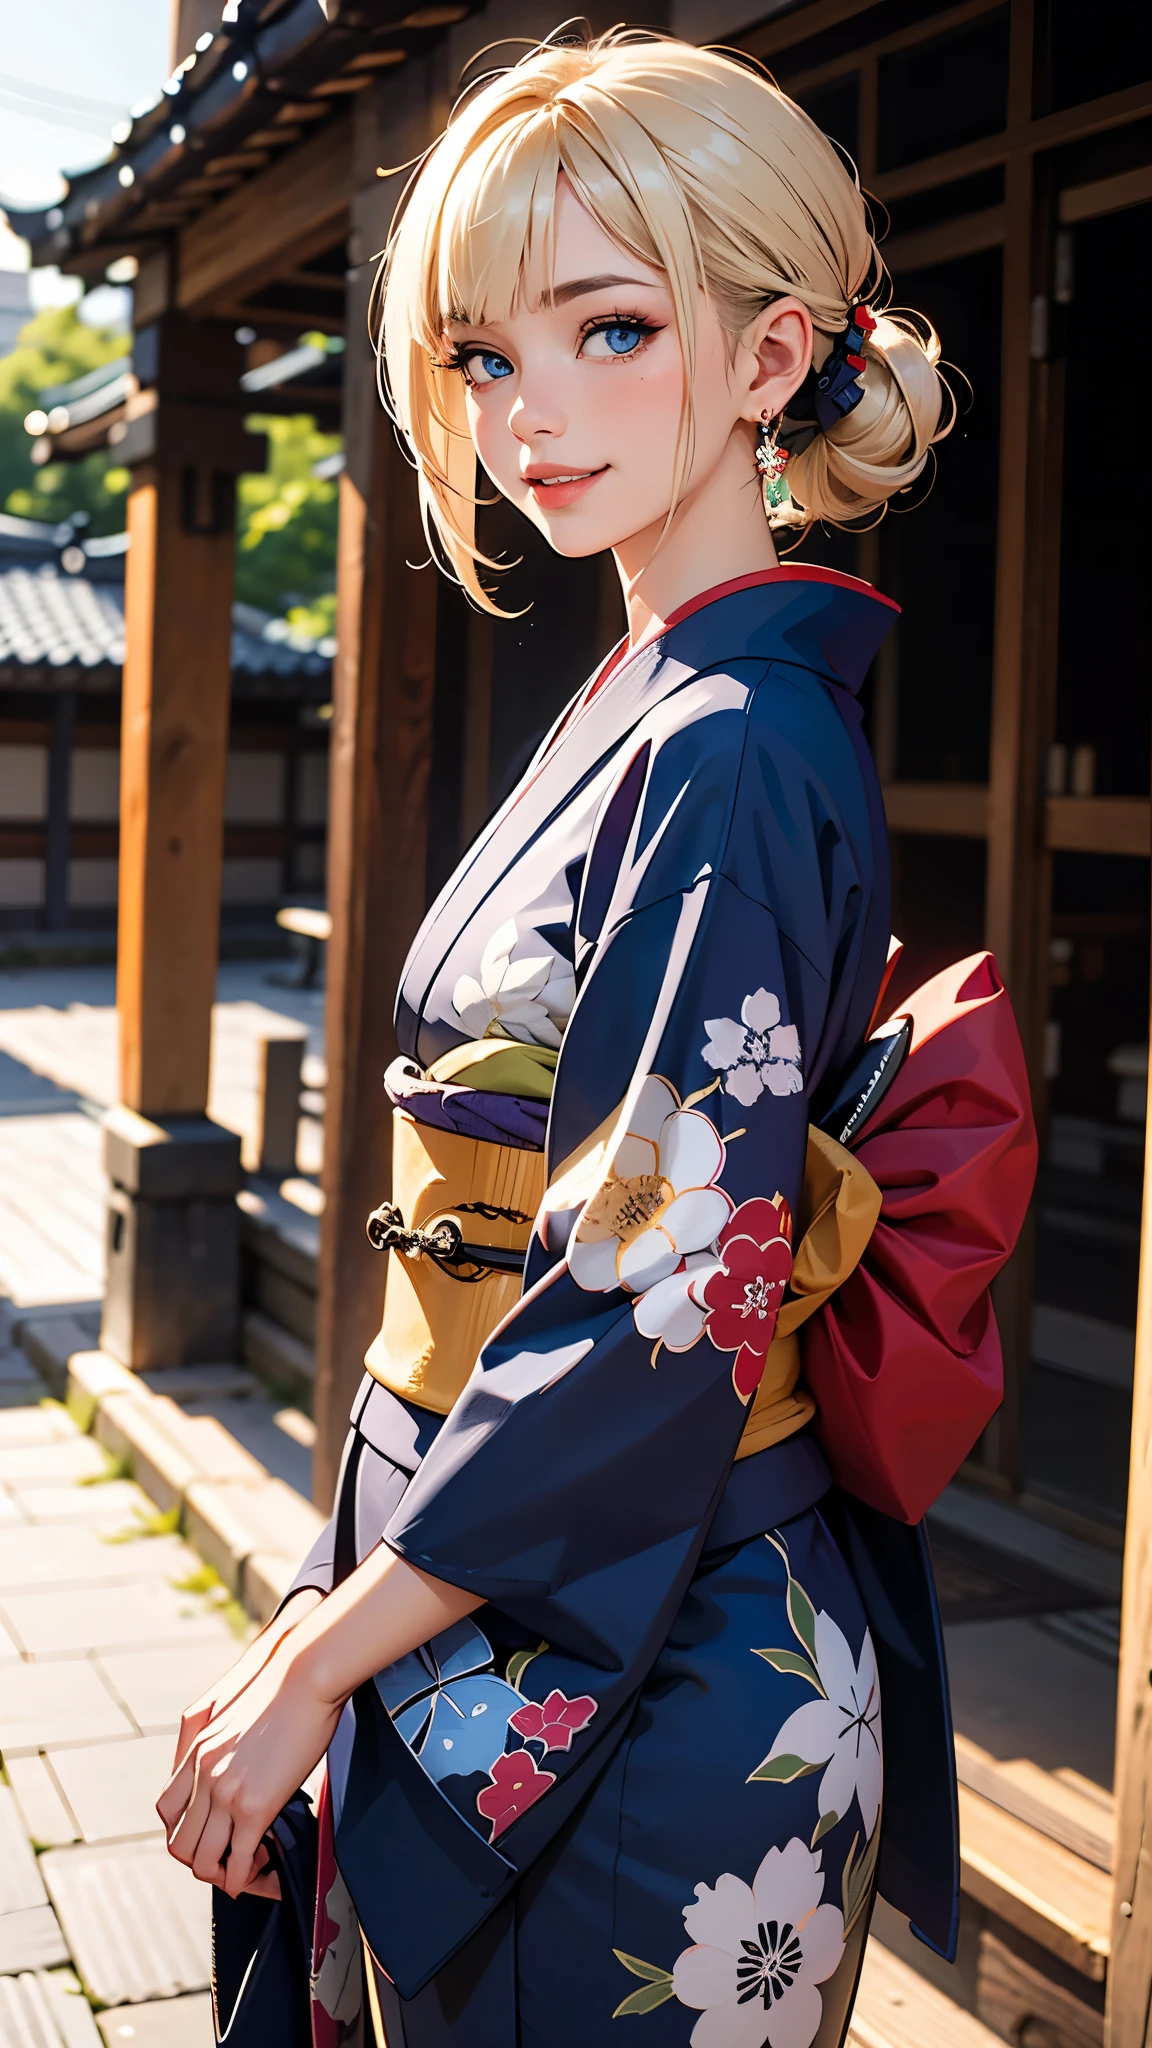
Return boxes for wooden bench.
[275,904,332,989]
[851,1940,1005,2048]
[873,1735,1111,2045]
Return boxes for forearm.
[283,1542,481,1705]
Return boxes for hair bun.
[781,309,953,528]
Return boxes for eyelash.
[578,311,663,355]
[441,310,664,384]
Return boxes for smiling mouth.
[526,466,608,498]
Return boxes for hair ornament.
[785,303,877,442]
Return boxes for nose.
[508,366,567,447]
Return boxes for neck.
[611,423,779,648]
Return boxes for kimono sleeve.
[383,755,838,1711]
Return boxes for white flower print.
[567,1076,733,1347]
[452,917,575,1050]
[672,1838,845,2048]
[754,1612,882,1841]
[703,989,802,1106]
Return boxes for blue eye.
[465,350,513,386]
[582,320,653,361]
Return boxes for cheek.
[599,353,684,455]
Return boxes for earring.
[756,410,791,514]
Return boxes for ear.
[735,297,814,425]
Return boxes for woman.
[159,30,1032,2047]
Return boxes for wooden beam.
[742,0,907,62]
[1060,163,1152,226]
[176,114,352,318]
[883,206,1005,277]
[1045,797,1152,859]
[1108,943,1152,2043]
[871,77,1152,204]
[882,781,989,838]
[776,0,1002,91]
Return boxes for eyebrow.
[543,272,660,307]
[445,272,660,330]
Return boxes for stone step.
[0,1969,101,2047]
[241,1306,315,1404]
[39,1841,211,2010]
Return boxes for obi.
[363,1044,883,1457]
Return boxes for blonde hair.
[377,26,951,611]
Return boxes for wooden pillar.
[312,64,442,1508]
[980,0,1042,1491]
[100,314,266,1370]
[1108,953,1152,2043]
[117,458,235,1115]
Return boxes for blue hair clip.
[788,303,876,437]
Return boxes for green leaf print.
[505,1640,548,1690]
[786,1575,820,1665]
[611,1952,676,2018]
[746,1752,821,1784]
[763,1531,819,1665]
[842,1821,882,1937]
[811,1808,839,1847]
[752,1646,825,1692]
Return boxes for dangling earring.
[756,409,791,513]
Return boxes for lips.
[524,465,608,509]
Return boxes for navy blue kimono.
[289,567,958,2048]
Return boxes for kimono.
[236,565,1004,2048]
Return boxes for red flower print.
[508,1688,599,1753]
[476,1751,556,1839]
[698,1196,793,1402]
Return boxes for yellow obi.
[365,1111,546,1414]
[365,1099,881,1441]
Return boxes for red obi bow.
[805,952,1038,1523]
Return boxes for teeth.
[538,473,591,485]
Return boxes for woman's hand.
[159,1542,481,1895]
[158,1633,342,1898]
[170,1587,324,1778]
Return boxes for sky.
[0,0,170,314]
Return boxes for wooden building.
[7,1,1152,2038]
[0,511,332,936]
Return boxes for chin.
[535,521,619,560]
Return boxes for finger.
[190,1798,236,1886]
[224,1809,271,1899]
[166,1746,218,1868]
[156,1748,197,1833]
[241,1866,282,1902]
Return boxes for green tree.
[236,411,341,627]
[0,306,341,624]
[0,302,130,534]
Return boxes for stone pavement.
[0,960,325,1312]
[0,1320,248,2044]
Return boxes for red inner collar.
[586,563,898,704]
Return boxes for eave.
[6,0,478,287]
